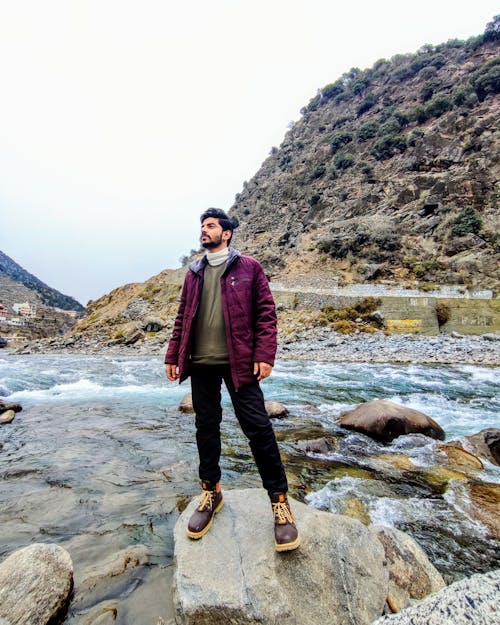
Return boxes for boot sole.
[275,536,301,552]
[186,498,224,540]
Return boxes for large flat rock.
[173,488,389,625]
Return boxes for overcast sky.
[0,1,497,305]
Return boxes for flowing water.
[0,354,498,623]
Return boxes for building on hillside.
[54,308,79,318]
[9,317,25,327]
[0,304,8,318]
[13,302,37,318]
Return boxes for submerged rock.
[80,601,118,625]
[173,488,389,625]
[371,569,500,625]
[297,437,334,454]
[465,482,500,539]
[179,392,194,413]
[339,400,445,443]
[265,400,289,418]
[437,444,484,471]
[0,543,73,625]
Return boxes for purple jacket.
[165,247,277,389]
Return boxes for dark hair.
[200,207,239,244]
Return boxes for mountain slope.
[0,250,84,312]
[229,21,499,292]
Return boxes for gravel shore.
[278,329,500,366]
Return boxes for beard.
[201,233,223,249]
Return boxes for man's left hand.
[254,362,273,381]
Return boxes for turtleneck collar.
[206,247,229,267]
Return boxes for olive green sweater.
[191,262,229,365]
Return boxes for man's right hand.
[165,364,179,381]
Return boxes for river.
[1,354,498,624]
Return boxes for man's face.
[200,218,230,250]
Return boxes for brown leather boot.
[271,493,300,552]
[186,481,224,539]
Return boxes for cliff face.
[229,26,499,292]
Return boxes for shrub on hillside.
[418,66,437,81]
[321,80,344,100]
[424,93,453,118]
[453,85,476,107]
[378,117,401,136]
[371,133,407,160]
[357,121,378,141]
[334,152,355,170]
[358,161,374,179]
[403,256,443,278]
[311,164,326,179]
[393,109,410,127]
[356,93,377,117]
[407,129,425,147]
[318,219,401,260]
[408,104,428,124]
[483,15,500,42]
[471,58,500,101]
[451,206,483,237]
[420,78,441,102]
[331,132,353,153]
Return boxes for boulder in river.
[0,400,22,414]
[0,543,73,625]
[339,400,445,443]
[177,396,289,419]
[173,488,390,625]
[371,569,500,625]
[264,400,289,418]
[465,428,500,466]
[179,392,194,413]
[297,437,334,454]
[0,410,15,424]
[371,526,445,613]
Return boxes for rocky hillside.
[0,251,84,341]
[229,19,499,292]
[19,20,500,352]
[0,250,84,312]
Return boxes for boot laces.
[273,501,294,525]
[198,489,214,511]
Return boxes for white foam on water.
[443,480,490,537]
[8,378,180,404]
[455,365,499,384]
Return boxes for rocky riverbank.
[278,328,500,365]
[10,327,500,366]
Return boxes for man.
[165,208,299,552]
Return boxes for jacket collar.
[189,247,241,275]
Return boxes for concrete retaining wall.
[271,288,500,336]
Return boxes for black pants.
[190,364,288,496]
